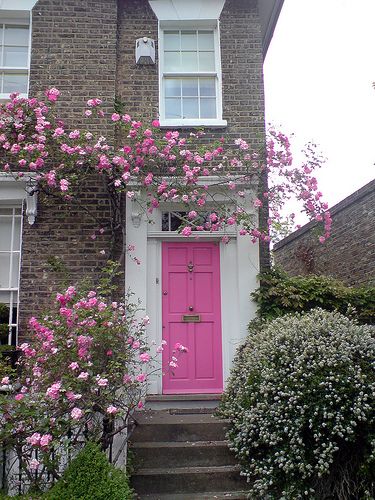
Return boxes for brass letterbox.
[182,314,201,323]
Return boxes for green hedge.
[45,443,132,500]
[252,268,375,324]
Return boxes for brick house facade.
[273,179,375,287]
[0,0,283,394]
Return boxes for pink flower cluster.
[0,89,331,244]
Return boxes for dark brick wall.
[18,0,118,336]
[116,0,266,144]
[18,0,269,336]
[273,179,375,287]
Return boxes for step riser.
[131,422,228,443]
[133,445,236,468]
[131,470,247,495]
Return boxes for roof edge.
[274,178,375,250]
[258,0,284,58]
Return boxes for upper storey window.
[159,24,226,128]
[0,18,30,100]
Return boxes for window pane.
[200,98,217,119]
[181,78,198,96]
[164,51,181,72]
[11,253,20,288]
[170,212,186,231]
[198,31,214,50]
[4,26,29,46]
[0,209,13,216]
[181,51,198,71]
[165,98,181,118]
[0,254,11,288]
[13,218,21,251]
[164,31,180,50]
[200,78,216,96]
[3,73,28,93]
[181,31,197,51]
[4,46,28,67]
[162,213,170,231]
[182,98,199,118]
[199,51,215,71]
[165,78,181,97]
[0,219,12,251]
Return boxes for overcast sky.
[264,0,375,216]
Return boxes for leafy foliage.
[45,442,132,500]
[252,268,375,324]
[219,309,375,499]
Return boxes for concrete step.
[132,440,237,468]
[145,394,221,410]
[140,492,249,499]
[131,465,247,495]
[131,411,228,443]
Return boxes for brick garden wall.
[273,179,375,287]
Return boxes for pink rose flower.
[45,87,60,102]
[27,433,41,446]
[136,373,147,383]
[139,353,151,363]
[71,407,83,420]
[106,405,118,415]
[40,434,53,447]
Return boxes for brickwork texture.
[17,0,268,336]
[273,179,375,287]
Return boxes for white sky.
[264,0,375,213]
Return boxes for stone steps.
[130,407,248,499]
[132,440,237,468]
[141,493,249,500]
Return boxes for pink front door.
[162,242,223,394]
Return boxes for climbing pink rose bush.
[0,284,186,488]
[0,90,331,242]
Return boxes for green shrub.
[219,309,375,499]
[252,268,375,324]
[45,442,132,500]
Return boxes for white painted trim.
[148,231,236,239]
[0,1,37,11]
[149,0,225,21]
[158,21,225,127]
[0,173,38,224]
[125,190,259,395]
[0,11,32,99]
[159,118,227,128]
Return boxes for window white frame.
[0,173,37,345]
[0,204,23,346]
[158,20,227,128]
[0,10,32,101]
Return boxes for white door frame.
[125,191,260,394]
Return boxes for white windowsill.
[159,118,227,129]
[0,93,28,102]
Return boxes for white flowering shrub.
[219,309,375,499]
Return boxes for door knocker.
[187,261,194,273]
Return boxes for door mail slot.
[182,314,201,323]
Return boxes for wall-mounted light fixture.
[135,37,156,65]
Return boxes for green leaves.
[253,268,375,324]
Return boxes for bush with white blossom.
[219,309,375,499]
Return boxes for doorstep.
[145,393,222,410]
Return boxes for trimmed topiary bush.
[219,309,375,499]
[45,442,132,500]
